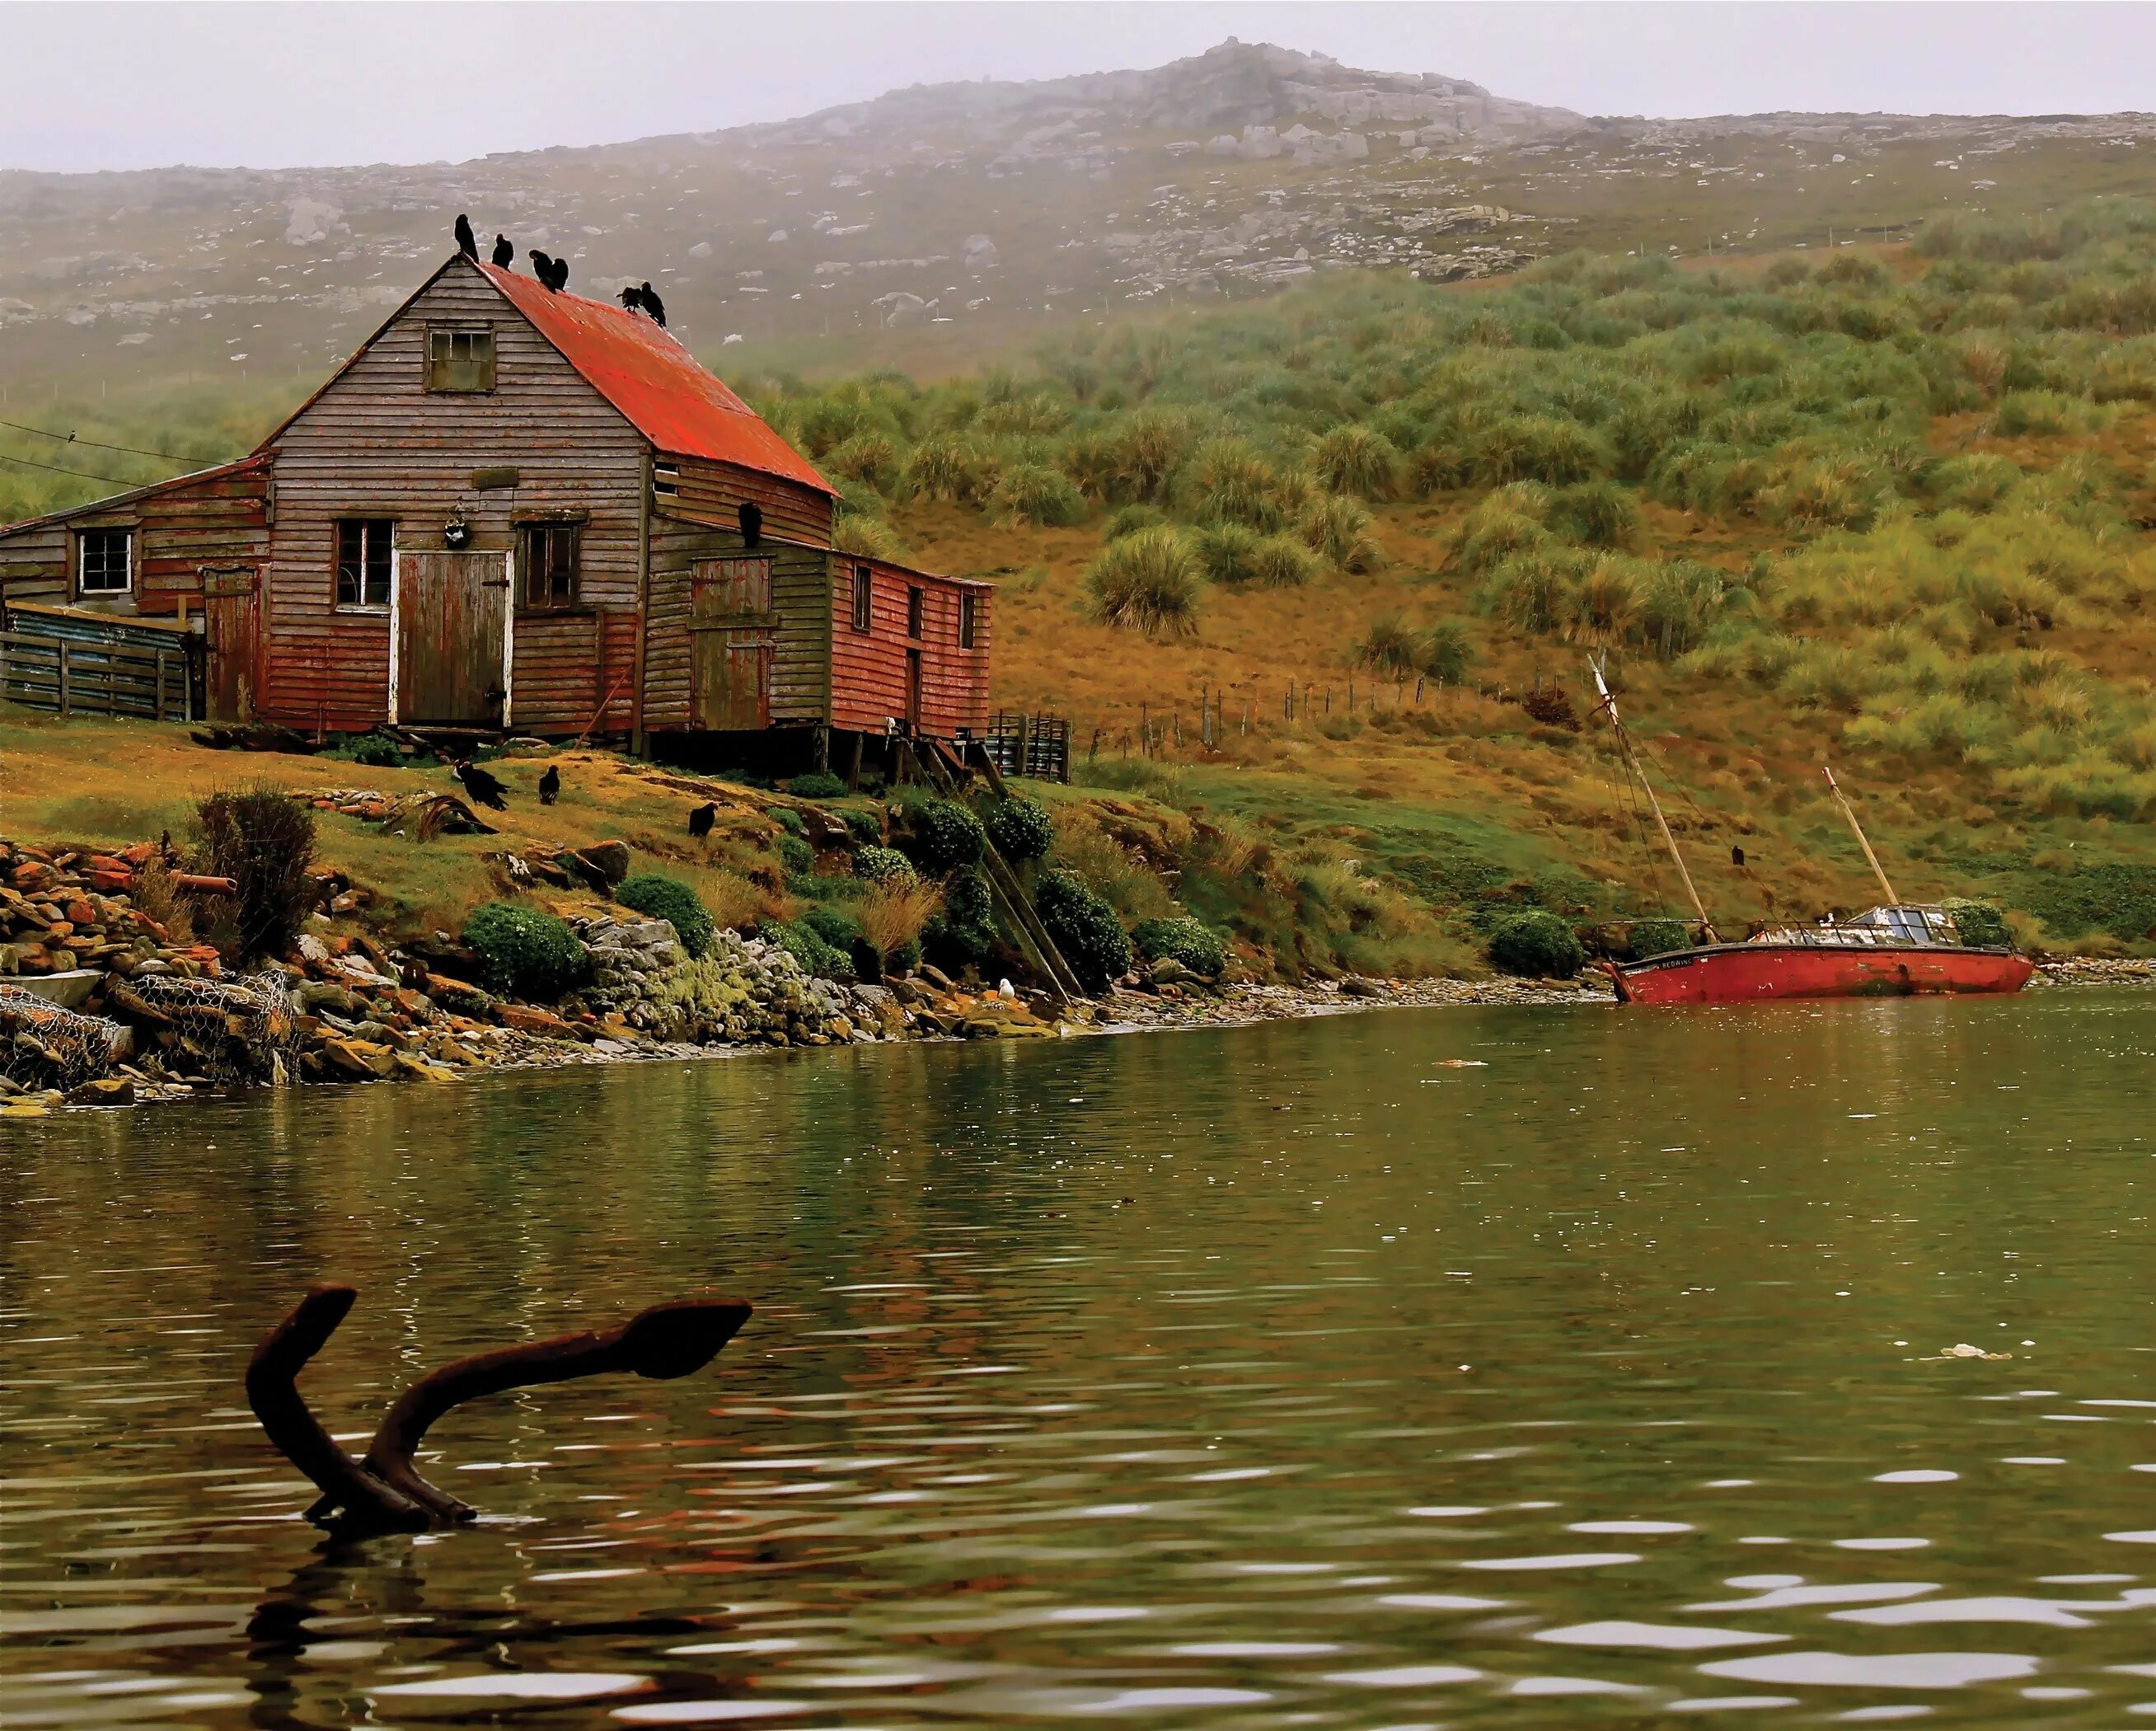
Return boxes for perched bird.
[547,255,570,292]
[538,764,560,805]
[737,500,763,547]
[619,284,642,311]
[454,213,478,260]
[452,758,509,811]
[1732,845,1746,867]
[639,281,666,327]
[491,232,513,267]
[688,802,717,839]
[528,250,557,290]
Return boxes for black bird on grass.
[639,282,666,327]
[454,213,478,260]
[528,250,557,290]
[1732,845,1746,867]
[491,232,514,267]
[538,764,560,805]
[452,758,509,811]
[688,802,717,839]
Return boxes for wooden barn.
[0,254,991,765]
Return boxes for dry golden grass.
[856,876,944,962]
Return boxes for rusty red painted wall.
[829,556,991,739]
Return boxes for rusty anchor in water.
[246,1284,752,1532]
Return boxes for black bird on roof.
[619,284,642,311]
[538,764,560,805]
[454,213,478,260]
[527,250,556,289]
[452,758,509,811]
[491,232,513,268]
[688,802,717,839]
[547,255,570,293]
[639,282,666,327]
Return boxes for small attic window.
[426,327,494,392]
[653,462,679,497]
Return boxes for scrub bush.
[1943,899,2011,948]
[1132,915,1228,978]
[1628,917,1691,959]
[907,798,987,872]
[853,844,917,884]
[1036,868,1132,992]
[616,873,715,959]
[192,786,317,964]
[1486,910,1586,977]
[924,865,997,972]
[464,903,588,999]
[786,772,846,800]
[985,797,1052,862]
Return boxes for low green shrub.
[985,797,1052,861]
[1132,915,1228,978]
[803,903,863,951]
[616,873,715,959]
[923,865,997,972]
[1486,910,1586,977]
[464,903,588,999]
[908,798,987,872]
[1037,868,1132,992]
[1104,503,1169,542]
[853,844,917,884]
[1629,917,1690,959]
[786,771,846,800]
[845,808,883,843]
[330,731,409,768]
[777,833,814,880]
[771,918,855,982]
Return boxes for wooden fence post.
[58,641,71,716]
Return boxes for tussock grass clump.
[987,462,1085,528]
[1300,494,1385,573]
[192,786,316,964]
[1103,504,1169,542]
[1085,525,1202,637]
[1310,423,1402,500]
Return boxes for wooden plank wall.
[664,455,834,547]
[260,257,647,734]
[829,556,992,739]
[0,463,270,616]
[644,519,829,730]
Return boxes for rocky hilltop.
[1,38,2149,415]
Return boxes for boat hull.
[1608,943,2035,1005]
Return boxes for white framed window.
[335,518,393,608]
[77,528,133,595]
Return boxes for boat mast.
[1591,657,1718,942]
[1822,763,1900,906]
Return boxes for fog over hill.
[2,38,2149,395]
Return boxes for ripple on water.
[1697,1652,2041,1689]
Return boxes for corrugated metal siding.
[0,462,270,616]
[645,518,829,730]
[829,556,991,739]
[260,269,647,733]
[663,455,834,548]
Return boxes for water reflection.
[3,992,2155,1725]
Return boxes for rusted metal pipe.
[246,1287,752,1533]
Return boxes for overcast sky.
[6,2,2149,174]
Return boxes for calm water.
[5,994,2156,1729]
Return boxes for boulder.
[571,841,632,888]
[495,1003,578,1039]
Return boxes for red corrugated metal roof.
[479,261,834,495]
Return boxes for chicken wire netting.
[105,970,301,1085]
[0,984,127,1090]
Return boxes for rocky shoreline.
[2,831,2148,1121]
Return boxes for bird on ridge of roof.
[548,256,570,292]
[619,285,642,311]
[640,282,667,327]
[454,213,478,260]
[528,250,557,291]
[491,232,514,268]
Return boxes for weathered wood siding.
[663,453,834,548]
[260,257,646,733]
[644,520,829,730]
[830,556,991,739]
[0,461,270,617]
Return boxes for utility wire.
[0,416,196,465]
[0,448,138,486]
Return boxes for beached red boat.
[1587,660,2033,1006]
[1607,912,2036,1005]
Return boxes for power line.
[0,416,195,465]
[0,448,138,486]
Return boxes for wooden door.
[690,557,774,732]
[398,551,507,724]
[199,565,259,723]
